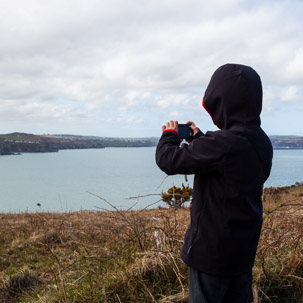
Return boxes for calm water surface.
[0,148,302,212]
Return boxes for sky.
[0,0,302,137]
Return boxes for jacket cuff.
[192,130,203,139]
[162,129,180,138]
[185,130,204,143]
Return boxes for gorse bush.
[161,184,193,208]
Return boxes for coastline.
[1,132,303,155]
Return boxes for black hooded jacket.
[156,64,273,276]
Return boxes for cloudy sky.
[0,0,302,137]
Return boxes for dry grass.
[0,183,302,302]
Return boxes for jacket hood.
[203,63,262,129]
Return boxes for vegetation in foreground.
[0,183,302,303]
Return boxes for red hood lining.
[202,96,218,128]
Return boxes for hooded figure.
[156,64,273,302]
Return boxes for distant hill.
[270,136,303,149]
[0,133,302,155]
[0,133,158,155]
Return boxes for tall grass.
[0,183,302,302]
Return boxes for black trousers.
[189,267,254,303]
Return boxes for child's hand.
[162,120,179,133]
[186,121,200,136]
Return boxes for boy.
[156,64,273,303]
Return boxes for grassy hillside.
[0,184,302,302]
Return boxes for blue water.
[0,148,302,213]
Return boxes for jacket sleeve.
[155,131,224,175]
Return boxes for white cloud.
[116,114,143,126]
[263,84,303,116]
[118,91,151,111]
[167,111,184,120]
[263,87,276,114]
[281,85,302,102]
[0,0,302,135]
[285,49,303,83]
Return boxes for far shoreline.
[0,183,302,215]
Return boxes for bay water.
[0,148,302,213]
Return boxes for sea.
[0,147,302,213]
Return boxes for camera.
[178,124,193,139]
